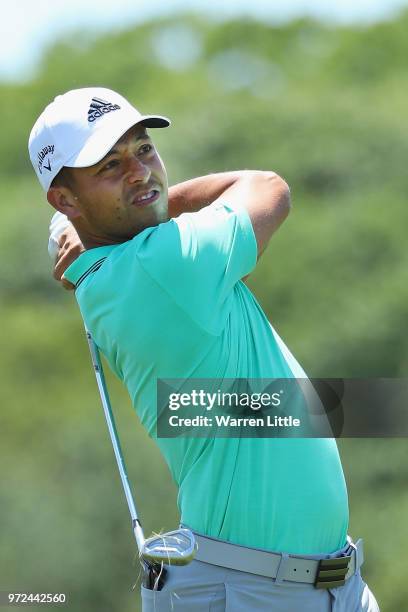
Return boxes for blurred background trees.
[1,12,407,611]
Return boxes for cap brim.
[64,111,170,169]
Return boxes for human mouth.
[131,189,160,207]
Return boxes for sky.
[2,0,408,81]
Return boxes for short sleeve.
[136,201,257,333]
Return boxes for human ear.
[47,187,81,220]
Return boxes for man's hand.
[53,225,85,290]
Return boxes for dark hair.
[50,166,75,190]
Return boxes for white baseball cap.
[28,87,170,191]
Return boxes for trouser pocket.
[141,583,225,612]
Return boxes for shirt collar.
[64,245,117,288]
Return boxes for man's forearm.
[168,172,244,217]
[171,170,291,258]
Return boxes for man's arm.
[169,171,291,258]
[51,170,290,284]
[168,172,242,217]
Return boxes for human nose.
[125,155,151,185]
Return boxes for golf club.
[84,326,197,589]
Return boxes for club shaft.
[84,327,145,552]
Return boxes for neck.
[73,224,127,250]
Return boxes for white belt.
[191,531,364,589]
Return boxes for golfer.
[29,87,379,611]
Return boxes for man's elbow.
[265,172,291,218]
[243,172,292,256]
[278,176,291,215]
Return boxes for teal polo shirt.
[65,202,349,555]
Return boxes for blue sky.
[2,0,408,81]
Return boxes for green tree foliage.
[1,13,407,611]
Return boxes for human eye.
[139,143,153,155]
[98,159,119,173]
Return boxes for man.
[29,87,379,611]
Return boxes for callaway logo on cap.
[28,87,170,191]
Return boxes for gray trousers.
[141,543,380,611]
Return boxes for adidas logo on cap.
[88,97,121,123]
